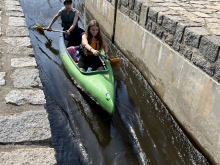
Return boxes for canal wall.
[84,0,220,164]
[0,0,56,163]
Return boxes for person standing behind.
[78,20,109,72]
[47,0,80,47]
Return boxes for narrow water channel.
[20,0,211,164]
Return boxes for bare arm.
[47,10,61,30]
[66,10,80,35]
[82,34,100,56]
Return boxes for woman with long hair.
[78,20,109,71]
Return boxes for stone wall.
[85,0,220,164]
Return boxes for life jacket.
[61,7,79,31]
[87,39,100,55]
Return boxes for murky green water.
[20,0,211,164]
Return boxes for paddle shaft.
[44,28,66,33]
[98,55,107,70]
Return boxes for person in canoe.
[46,0,81,47]
[78,20,109,71]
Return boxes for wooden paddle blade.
[35,24,45,35]
[110,58,119,63]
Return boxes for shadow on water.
[20,0,211,164]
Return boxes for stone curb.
[0,0,56,163]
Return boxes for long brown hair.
[85,20,104,53]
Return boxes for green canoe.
[59,34,115,114]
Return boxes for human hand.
[105,54,109,60]
[65,30,70,35]
[46,26,52,31]
[92,49,100,56]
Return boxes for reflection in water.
[20,0,211,164]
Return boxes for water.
[20,0,211,164]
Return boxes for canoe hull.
[59,34,115,114]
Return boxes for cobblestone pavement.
[0,0,56,164]
[118,0,220,83]
[141,0,220,36]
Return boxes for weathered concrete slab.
[7,46,34,56]
[6,27,29,37]
[3,37,31,47]
[0,72,6,86]
[0,148,56,164]
[11,68,42,88]
[11,57,37,67]
[6,12,24,17]
[0,110,51,143]
[8,17,26,27]
[5,90,46,105]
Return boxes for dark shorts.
[78,55,103,71]
[64,28,83,41]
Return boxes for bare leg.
[96,66,105,71]
[80,68,86,71]
[65,40,69,47]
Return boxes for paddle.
[98,55,107,70]
[35,24,65,35]
[109,58,119,63]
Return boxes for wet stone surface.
[0,110,51,143]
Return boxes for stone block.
[5,90,46,105]
[3,37,31,47]
[121,0,129,7]
[0,72,6,86]
[179,45,193,60]
[139,2,155,27]
[129,0,135,10]
[0,148,56,164]
[199,36,220,62]
[6,27,29,37]
[11,57,37,67]
[162,15,183,35]
[146,20,152,31]
[11,68,42,88]
[8,17,26,27]
[119,5,130,16]
[134,0,142,15]
[193,12,211,18]
[191,53,215,76]
[148,7,168,22]
[215,58,220,81]
[7,47,34,56]
[157,10,178,25]
[6,5,23,12]
[0,110,51,142]
[6,12,24,17]
[139,3,148,27]
[164,33,174,46]
[130,11,140,22]
[184,27,210,48]
[152,22,163,39]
